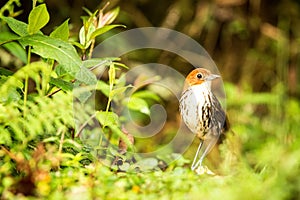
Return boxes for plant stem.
[75,113,97,137]
[58,130,65,154]
[32,0,37,8]
[23,46,31,133]
[88,39,95,59]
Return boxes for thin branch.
[75,112,97,137]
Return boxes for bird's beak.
[205,74,220,81]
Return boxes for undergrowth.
[0,1,299,199]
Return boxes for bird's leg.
[191,139,204,170]
[191,133,219,171]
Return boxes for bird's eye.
[196,73,202,79]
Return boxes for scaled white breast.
[179,82,211,134]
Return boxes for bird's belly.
[179,89,206,134]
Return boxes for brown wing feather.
[209,93,229,144]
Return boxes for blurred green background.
[7,0,300,96]
[1,0,299,170]
[1,0,300,199]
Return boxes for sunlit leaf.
[110,86,132,99]
[18,34,96,85]
[0,75,22,103]
[19,34,80,67]
[0,32,26,63]
[76,66,97,85]
[132,90,161,102]
[2,16,29,36]
[54,64,67,77]
[42,136,59,143]
[79,26,86,46]
[0,31,19,44]
[28,4,49,34]
[108,63,115,89]
[71,41,85,50]
[90,24,126,39]
[96,80,110,97]
[96,111,119,127]
[79,20,96,48]
[125,97,150,115]
[50,19,70,41]
[82,58,118,68]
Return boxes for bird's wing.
[210,93,227,134]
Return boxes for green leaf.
[79,26,86,46]
[54,64,67,77]
[132,90,161,102]
[28,3,49,34]
[73,83,92,103]
[126,97,150,115]
[18,34,96,85]
[19,34,80,68]
[108,63,115,89]
[96,111,119,127]
[0,68,13,76]
[82,7,95,16]
[0,31,26,63]
[2,17,29,36]
[114,62,129,69]
[90,24,126,40]
[0,62,50,100]
[0,75,23,89]
[96,80,110,97]
[82,58,118,69]
[110,86,132,99]
[0,127,12,145]
[79,22,96,48]
[76,66,97,85]
[0,31,19,45]
[2,42,27,63]
[43,136,59,143]
[71,41,85,50]
[0,75,22,103]
[50,77,73,91]
[50,19,70,41]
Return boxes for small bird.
[179,68,227,172]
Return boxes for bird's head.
[183,68,220,91]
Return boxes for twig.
[75,113,97,137]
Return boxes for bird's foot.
[195,165,215,175]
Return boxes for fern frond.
[0,61,74,147]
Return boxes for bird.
[179,68,228,172]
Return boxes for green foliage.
[28,4,49,34]
[0,1,299,199]
[0,1,141,198]
[0,0,22,18]
[74,6,125,58]
[126,96,151,115]
[2,16,29,36]
[50,19,70,41]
